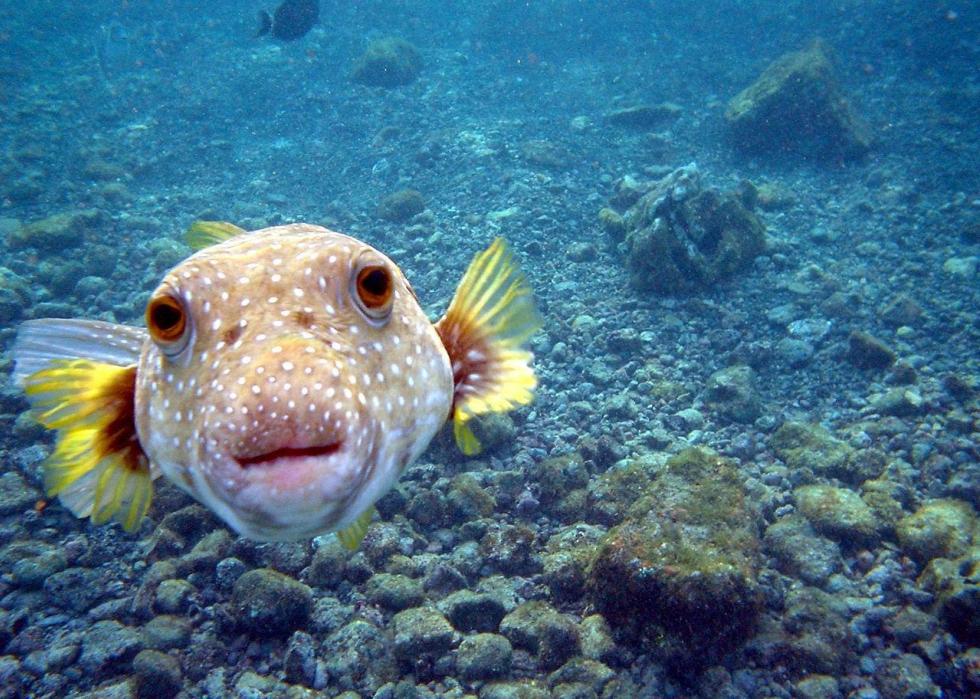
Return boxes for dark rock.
[881,296,924,327]
[725,40,872,160]
[44,566,110,613]
[845,330,896,370]
[231,568,313,636]
[620,164,766,294]
[586,448,762,669]
[377,189,425,222]
[141,615,192,651]
[283,630,316,687]
[439,590,507,632]
[352,37,422,87]
[365,573,424,611]
[456,633,512,680]
[0,471,40,516]
[132,649,182,699]
[548,658,616,695]
[603,103,681,128]
[480,523,539,575]
[153,579,196,615]
[887,606,939,647]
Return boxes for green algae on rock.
[352,37,422,87]
[586,448,762,668]
[725,39,872,160]
[231,568,313,636]
[794,484,881,545]
[7,209,103,250]
[896,499,976,565]
[376,188,425,222]
[771,421,882,484]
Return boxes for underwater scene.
[0,1,978,697]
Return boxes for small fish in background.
[256,0,319,41]
[13,222,541,549]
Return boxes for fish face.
[135,225,453,541]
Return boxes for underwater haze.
[0,1,978,698]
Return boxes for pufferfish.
[13,221,541,547]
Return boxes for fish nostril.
[236,442,343,469]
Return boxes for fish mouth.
[235,441,343,469]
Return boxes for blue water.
[0,2,977,698]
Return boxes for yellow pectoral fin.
[23,360,152,533]
[185,220,246,251]
[436,238,543,456]
[336,506,375,551]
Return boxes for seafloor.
[0,2,978,698]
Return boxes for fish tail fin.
[15,319,153,533]
[256,10,272,38]
[186,220,246,251]
[436,238,542,455]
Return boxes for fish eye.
[352,264,393,323]
[146,294,190,357]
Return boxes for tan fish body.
[14,222,540,545]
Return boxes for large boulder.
[351,37,421,87]
[616,164,766,294]
[586,448,762,669]
[725,40,872,160]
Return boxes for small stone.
[232,568,313,636]
[887,606,939,647]
[566,242,597,263]
[455,633,512,680]
[141,616,192,651]
[548,658,615,694]
[763,516,842,585]
[871,387,924,417]
[79,620,143,674]
[943,256,977,278]
[133,649,182,699]
[377,189,425,222]
[704,364,762,423]
[11,550,67,589]
[604,103,682,128]
[845,330,896,370]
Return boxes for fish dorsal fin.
[336,506,375,551]
[435,238,542,455]
[23,359,153,533]
[13,319,145,386]
[185,220,247,251]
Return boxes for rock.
[598,208,626,241]
[153,579,195,615]
[479,682,550,699]
[943,256,977,278]
[763,516,841,586]
[795,485,880,545]
[456,633,512,680]
[603,102,682,128]
[439,590,507,633]
[365,573,424,611]
[448,473,496,520]
[283,630,316,687]
[917,555,980,645]
[794,674,841,699]
[725,40,871,160]
[619,164,766,294]
[566,241,597,263]
[480,523,539,575]
[704,364,763,423]
[745,587,852,676]
[499,601,580,671]
[377,189,425,222]
[231,568,313,636]
[887,606,939,647]
[770,422,869,483]
[0,471,40,516]
[322,620,396,694]
[0,267,33,324]
[586,460,655,525]
[541,525,604,603]
[79,620,143,674]
[11,549,67,589]
[141,616,192,651]
[391,607,455,668]
[881,296,923,327]
[44,566,110,613]
[548,658,615,695]
[874,653,941,699]
[896,499,975,564]
[520,139,568,169]
[587,448,761,668]
[579,615,617,665]
[845,330,896,370]
[7,209,102,250]
[132,649,182,699]
[465,412,517,454]
[351,37,422,87]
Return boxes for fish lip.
[235,441,343,469]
